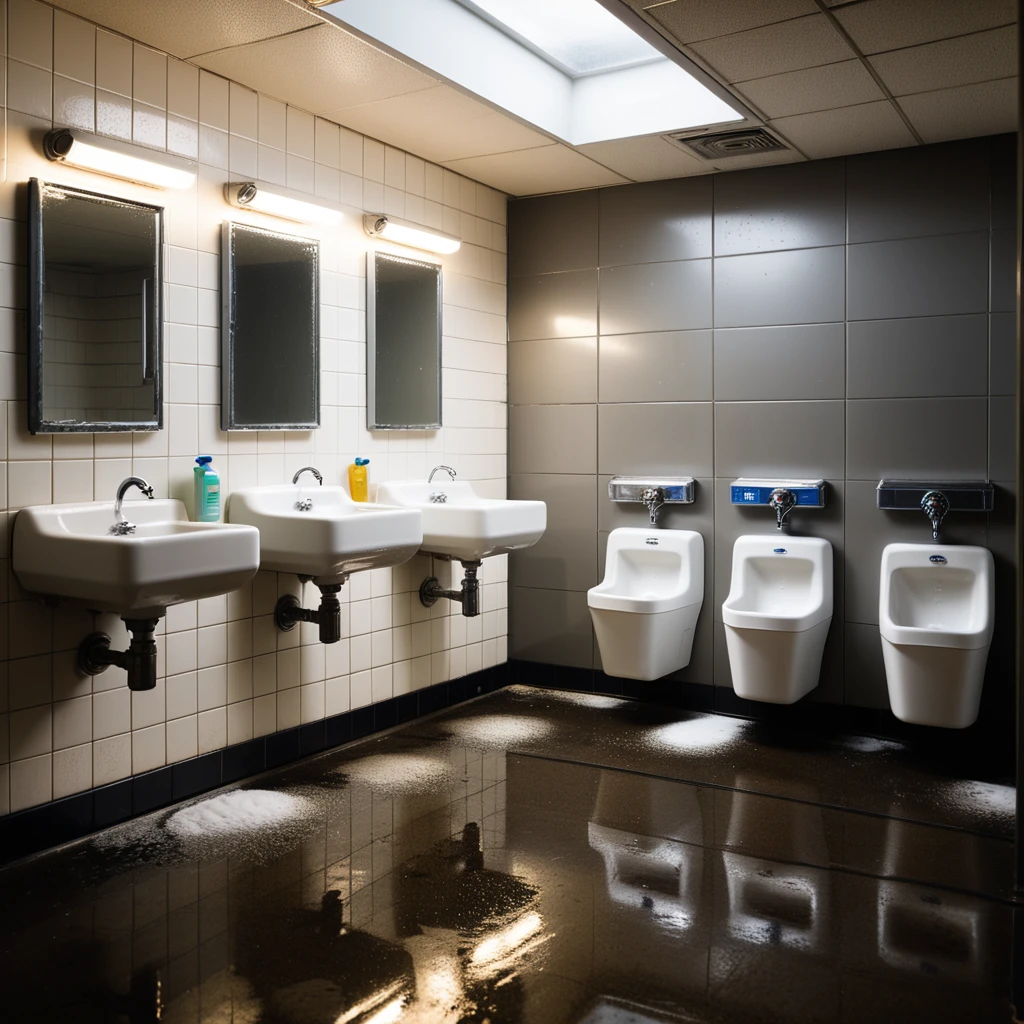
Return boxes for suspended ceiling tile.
[643,0,818,46]
[444,145,628,196]
[736,59,884,119]
[320,86,551,164]
[48,0,320,59]
[869,26,1017,97]
[193,23,439,115]
[834,0,1016,55]
[900,77,1018,144]
[688,14,855,83]
[769,100,916,160]
[576,135,708,181]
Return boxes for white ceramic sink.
[227,484,422,584]
[13,499,260,616]
[375,480,546,561]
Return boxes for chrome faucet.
[111,476,154,535]
[293,466,322,511]
[768,488,796,530]
[920,490,950,542]
[639,486,664,526]
[428,465,456,484]
[292,466,323,486]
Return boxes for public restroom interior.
[0,0,1021,1021]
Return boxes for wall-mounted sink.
[226,477,422,642]
[227,483,422,584]
[13,498,259,615]
[376,473,546,617]
[13,495,260,691]
[375,479,546,562]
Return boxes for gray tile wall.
[507,135,1016,719]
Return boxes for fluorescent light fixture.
[364,214,461,255]
[225,181,343,226]
[43,128,196,189]
[459,0,656,76]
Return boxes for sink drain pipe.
[275,583,344,643]
[79,617,160,691]
[419,560,482,617]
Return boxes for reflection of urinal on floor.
[876,814,985,982]
[879,543,994,728]
[876,882,984,981]
[722,781,829,952]
[588,772,704,930]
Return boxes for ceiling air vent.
[668,127,787,160]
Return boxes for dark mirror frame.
[28,178,164,434]
[367,250,443,431]
[220,220,320,431]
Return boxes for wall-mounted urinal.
[722,536,833,703]
[587,528,704,681]
[879,543,994,728]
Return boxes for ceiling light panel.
[456,0,659,76]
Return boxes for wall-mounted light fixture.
[363,214,461,255]
[225,181,342,226]
[43,128,196,189]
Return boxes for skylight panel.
[458,0,660,76]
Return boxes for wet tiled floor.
[0,685,1016,1023]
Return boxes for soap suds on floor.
[445,715,555,749]
[165,790,312,838]
[646,715,748,755]
[339,752,458,794]
[837,735,906,754]
[530,690,626,710]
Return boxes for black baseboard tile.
[173,752,223,801]
[0,663,510,866]
[133,767,174,815]
[222,738,265,784]
[325,712,352,748]
[298,721,327,756]
[93,780,133,829]
[351,706,375,739]
[266,728,301,769]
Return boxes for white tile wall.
[0,0,509,815]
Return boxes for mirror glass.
[222,222,319,430]
[368,251,442,430]
[28,178,162,433]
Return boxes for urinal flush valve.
[639,486,664,526]
[768,488,796,530]
[920,490,950,542]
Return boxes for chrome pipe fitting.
[920,489,951,542]
[768,488,797,530]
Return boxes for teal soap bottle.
[193,456,221,522]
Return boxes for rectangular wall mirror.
[367,251,442,430]
[28,178,163,433]
[221,222,319,430]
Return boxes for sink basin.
[13,499,260,616]
[226,484,422,584]
[375,480,546,561]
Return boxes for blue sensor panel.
[729,479,827,508]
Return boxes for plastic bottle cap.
[355,458,369,466]
[195,455,212,466]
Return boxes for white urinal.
[587,528,704,681]
[722,535,833,703]
[879,543,994,728]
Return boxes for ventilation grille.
[668,127,787,160]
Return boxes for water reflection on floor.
[0,688,1015,1024]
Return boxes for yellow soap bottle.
[348,458,369,501]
